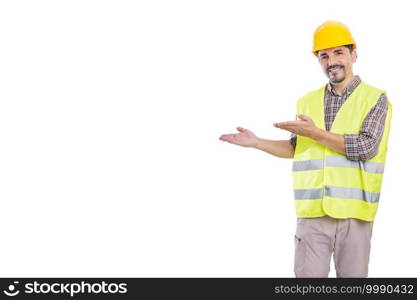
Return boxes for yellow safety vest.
[292,81,392,221]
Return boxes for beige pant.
[294,215,373,278]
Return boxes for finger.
[278,127,299,134]
[277,124,300,131]
[237,127,246,132]
[278,126,298,132]
[219,134,229,141]
[276,121,302,127]
[219,134,236,142]
[274,122,283,127]
[297,114,310,121]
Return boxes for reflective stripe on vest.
[292,156,385,174]
[294,186,380,203]
[294,188,324,199]
[292,159,323,171]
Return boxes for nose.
[328,55,337,69]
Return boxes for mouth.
[328,66,343,73]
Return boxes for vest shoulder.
[359,81,386,94]
[358,81,390,106]
[296,85,326,105]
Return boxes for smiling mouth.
[329,66,342,72]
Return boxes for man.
[218,20,392,278]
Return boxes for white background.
[0,0,415,277]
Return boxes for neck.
[331,73,355,96]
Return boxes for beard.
[327,65,345,83]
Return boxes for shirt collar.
[326,75,361,97]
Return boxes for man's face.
[317,46,357,84]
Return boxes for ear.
[351,49,358,63]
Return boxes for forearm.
[253,138,294,158]
[311,128,346,155]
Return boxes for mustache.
[328,64,344,72]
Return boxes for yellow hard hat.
[312,20,356,56]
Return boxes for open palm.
[219,127,258,148]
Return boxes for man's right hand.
[218,127,258,148]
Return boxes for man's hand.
[219,127,259,147]
[273,114,319,139]
[274,114,346,155]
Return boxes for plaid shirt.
[289,75,388,161]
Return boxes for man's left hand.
[273,114,320,138]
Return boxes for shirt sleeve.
[289,133,297,149]
[289,114,298,148]
[343,93,388,161]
